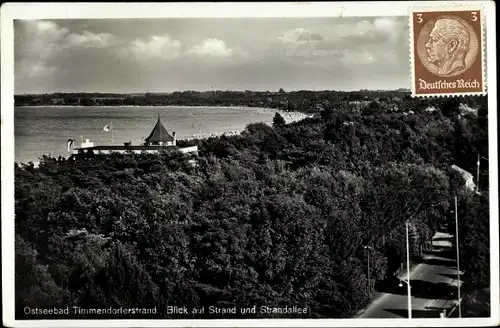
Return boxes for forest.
[16,89,414,111]
[14,94,490,319]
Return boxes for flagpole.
[158,114,161,145]
[111,122,115,146]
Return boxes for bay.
[14,105,278,164]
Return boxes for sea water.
[13,106,279,164]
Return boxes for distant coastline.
[13,89,413,114]
[14,105,276,109]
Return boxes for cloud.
[18,21,66,60]
[332,18,404,46]
[187,38,247,58]
[125,34,182,60]
[67,31,116,48]
[20,63,59,78]
[274,28,325,58]
[19,20,117,52]
[341,50,377,65]
[279,28,323,43]
[16,21,64,77]
[373,17,403,43]
[16,20,118,78]
[269,17,407,66]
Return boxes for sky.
[14,17,411,94]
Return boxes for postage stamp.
[409,6,486,97]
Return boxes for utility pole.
[406,221,412,319]
[367,248,371,298]
[455,196,462,318]
[364,245,372,298]
[477,153,480,193]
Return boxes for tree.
[455,192,489,286]
[362,101,380,115]
[16,235,73,318]
[320,106,335,122]
[440,98,461,118]
[273,112,286,127]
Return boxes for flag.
[67,139,74,152]
[103,124,111,132]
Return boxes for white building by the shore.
[71,114,198,156]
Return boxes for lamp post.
[364,245,373,298]
[454,196,462,318]
[398,278,412,318]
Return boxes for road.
[358,229,463,318]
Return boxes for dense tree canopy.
[15,94,489,319]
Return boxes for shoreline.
[13,105,313,117]
[14,105,313,121]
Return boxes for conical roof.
[144,114,174,144]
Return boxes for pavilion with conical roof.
[144,114,175,146]
[70,113,200,157]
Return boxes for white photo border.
[1,1,498,327]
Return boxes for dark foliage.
[15,94,489,319]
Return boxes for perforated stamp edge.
[408,4,487,98]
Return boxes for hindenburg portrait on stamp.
[425,17,474,77]
[419,16,478,77]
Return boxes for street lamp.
[363,245,373,298]
[399,279,412,288]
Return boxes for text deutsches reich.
[418,78,481,90]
